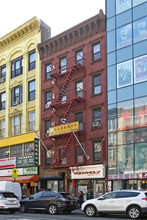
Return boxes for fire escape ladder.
[55,134,73,165]
[60,100,76,124]
[57,71,72,102]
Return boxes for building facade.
[38,10,107,198]
[106,0,147,191]
[0,17,50,196]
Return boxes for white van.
[0,181,21,199]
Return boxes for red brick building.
[38,10,106,198]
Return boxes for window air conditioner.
[13,101,18,106]
[92,121,100,127]
[0,78,5,83]
[45,103,50,108]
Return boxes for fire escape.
[49,63,86,167]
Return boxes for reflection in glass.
[117,60,132,88]
[117,24,132,49]
[117,130,134,145]
[135,143,147,171]
[116,0,131,15]
[134,54,147,84]
[134,127,147,143]
[133,16,147,43]
[134,96,147,128]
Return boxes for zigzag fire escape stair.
[60,100,76,124]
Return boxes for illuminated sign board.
[49,122,79,137]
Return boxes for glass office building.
[106,0,147,191]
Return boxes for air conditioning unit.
[45,103,50,108]
[52,80,56,85]
[13,101,18,106]
[52,65,55,70]
[92,121,100,128]
[0,78,5,83]
[52,94,55,99]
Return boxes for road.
[0,210,146,220]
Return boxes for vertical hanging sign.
[34,138,39,165]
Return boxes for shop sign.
[0,168,23,176]
[0,157,16,169]
[108,173,141,180]
[70,165,105,179]
[34,138,39,165]
[142,172,147,178]
[49,122,79,137]
[23,167,38,175]
[16,155,34,167]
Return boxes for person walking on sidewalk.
[79,191,84,208]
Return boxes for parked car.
[0,181,21,199]
[0,191,20,213]
[20,191,77,214]
[81,190,147,219]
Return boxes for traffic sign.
[12,168,18,178]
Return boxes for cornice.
[38,10,106,60]
[0,17,40,50]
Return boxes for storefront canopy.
[0,175,39,183]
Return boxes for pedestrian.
[79,191,84,208]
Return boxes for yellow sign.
[12,168,18,178]
[49,122,79,137]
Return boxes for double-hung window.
[45,91,51,108]
[11,56,23,78]
[0,92,6,110]
[76,81,83,98]
[0,120,5,138]
[28,80,36,101]
[60,57,67,74]
[75,112,83,131]
[93,141,102,162]
[11,86,23,106]
[92,43,100,61]
[93,74,101,95]
[0,65,6,81]
[45,63,52,79]
[11,115,23,136]
[45,120,51,137]
[76,146,83,164]
[92,108,101,128]
[29,111,35,131]
[29,50,36,71]
[76,50,83,65]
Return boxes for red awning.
[0,175,39,183]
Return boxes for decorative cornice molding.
[38,10,106,60]
[0,17,40,50]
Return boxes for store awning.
[0,175,39,183]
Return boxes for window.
[108,132,117,146]
[116,191,140,198]
[135,143,147,171]
[134,97,147,128]
[45,91,51,108]
[45,120,51,137]
[28,80,36,101]
[75,112,83,130]
[92,43,100,61]
[24,142,34,156]
[0,147,9,159]
[29,50,36,71]
[46,149,52,166]
[76,50,83,65]
[93,141,101,162]
[60,57,67,74]
[92,108,101,127]
[0,92,6,110]
[76,146,83,164]
[93,75,101,95]
[59,147,67,165]
[76,81,83,98]
[45,63,52,79]
[11,115,23,136]
[11,56,23,78]
[11,86,23,106]
[29,111,35,131]
[102,192,117,199]
[10,144,22,157]
[0,65,6,81]
[0,120,5,138]
[108,148,116,162]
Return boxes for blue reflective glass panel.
[116,10,132,28]
[117,86,133,102]
[134,81,147,98]
[133,16,147,43]
[107,31,116,53]
[133,40,147,57]
[107,52,116,66]
[107,0,115,18]
[108,90,116,104]
[133,2,147,20]
[117,23,132,49]
[117,46,132,63]
[107,65,116,91]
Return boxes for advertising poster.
[133,16,147,43]
[117,23,132,49]
[116,0,131,14]
[134,55,147,83]
[117,60,132,88]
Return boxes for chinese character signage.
[117,60,132,88]
[134,55,147,83]
[23,167,38,175]
[0,157,16,169]
[34,138,39,165]
[117,24,132,49]
[16,155,34,167]
[133,16,147,43]
[49,122,79,137]
[116,0,131,14]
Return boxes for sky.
[0,0,105,38]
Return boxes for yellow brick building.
[0,17,50,194]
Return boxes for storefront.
[70,165,106,200]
